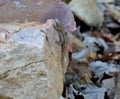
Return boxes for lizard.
[54,19,68,97]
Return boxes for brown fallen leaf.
[67,32,85,52]
[67,66,75,73]
[78,74,93,84]
[114,33,120,41]
[109,71,120,77]
[69,60,92,78]
[93,31,114,43]
[98,53,119,61]
[87,52,97,61]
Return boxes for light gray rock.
[0,20,69,99]
[69,0,104,27]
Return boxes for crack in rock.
[0,60,45,80]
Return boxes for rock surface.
[0,0,76,32]
[69,0,104,27]
[0,20,69,99]
[42,1,76,32]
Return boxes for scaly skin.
[54,19,68,97]
[54,19,68,76]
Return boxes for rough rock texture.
[0,0,76,32]
[0,20,69,99]
[69,0,104,27]
[42,2,76,32]
[0,0,58,22]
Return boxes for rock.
[0,22,21,33]
[0,0,76,32]
[0,20,69,99]
[42,2,76,32]
[69,0,104,27]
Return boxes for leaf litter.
[62,0,120,99]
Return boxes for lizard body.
[54,19,68,76]
[54,19,68,97]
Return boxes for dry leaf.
[67,32,85,52]
[99,53,119,61]
[93,31,113,43]
[70,60,92,78]
[88,52,97,61]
